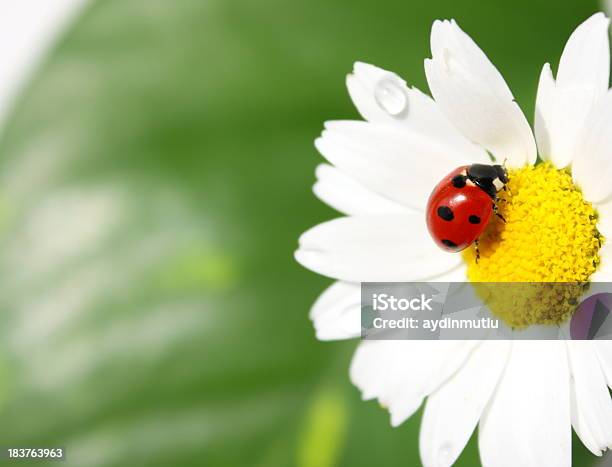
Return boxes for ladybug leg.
[474,239,481,264]
[495,192,509,207]
[493,201,506,223]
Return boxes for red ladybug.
[426,164,508,260]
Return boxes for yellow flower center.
[462,163,603,328]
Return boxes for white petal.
[534,63,556,162]
[419,341,510,467]
[346,62,490,163]
[596,199,612,239]
[350,340,478,427]
[346,62,407,125]
[567,341,612,455]
[535,14,610,168]
[308,266,469,343]
[557,13,610,92]
[429,263,467,282]
[591,240,612,282]
[425,20,536,167]
[572,90,612,203]
[313,164,410,216]
[595,341,612,388]
[479,342,571,467]
[309,281,361,341]
[316,121,481,210]
[295,214,461,282]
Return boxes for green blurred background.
[0,0,607,466]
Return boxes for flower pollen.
[463,163,603,327]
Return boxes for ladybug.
[426,164,509,261]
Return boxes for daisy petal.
[595,341,612,388]
[350,340,478,427]
[309,281,361,341]
[425,20,536,168]
[567,341,612,455]
[295,214,461,282]
[316,121,481,210]
[534,63,556,162]
[479,342,571,467]
[313,164,410,216]
[346,62,408,125]
[591,243,612,282]
[429,263,467,282]
[308,269,471,342]
[557,13,610,92]
[346,62,490,163]
[535,13,610,168]
[596,199,612,239]
[420,341,510,467]
[572,90,612,203]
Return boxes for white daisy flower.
[295,13,612,467]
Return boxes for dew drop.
[374,78,408,116]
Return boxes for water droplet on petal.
[374,78,408,116]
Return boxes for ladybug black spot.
[437,206,454,221]
[468,215,481,224]
[452,175,467,188]
[442,239,458,248]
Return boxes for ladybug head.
[466,164,508,199]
